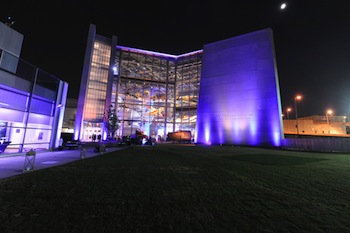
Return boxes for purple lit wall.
[195,28,284,147]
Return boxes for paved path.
[0,146,130,180]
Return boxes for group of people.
[88,132,162,146]
[91,134,102,142]
[141,135,156,146]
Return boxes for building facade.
[75,24,202,142]
[0,21,68,153]
[196,29,283,146]
[284,115,350,136]
[75,24,283,147]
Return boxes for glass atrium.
[112,47,202,140]
[80,41,202,141]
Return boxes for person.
[58,137,63,150]
[151,135,156,146]
[142,137,147,145]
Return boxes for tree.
[104,105,119,140]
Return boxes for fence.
[283,136,350,153]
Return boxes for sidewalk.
[0,146,130,180]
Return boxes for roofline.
[116,45,203,60]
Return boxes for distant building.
[0,21,68,153]
[284,115,350,136]
[74,24,283,147]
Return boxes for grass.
[0,144,350,232]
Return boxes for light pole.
[326,109,333,134]
[294,95,302,136]
[287,108,292,120]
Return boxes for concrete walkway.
[0,146,130,180]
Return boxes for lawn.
[0,144,349,232]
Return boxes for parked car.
[64,140,80,150]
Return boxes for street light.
[287,108,292,120]
[294,95,302,136]
[326,109,333,134]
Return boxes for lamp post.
[287,108,292,120]
[294,95,302,136]
[326,109,333,134]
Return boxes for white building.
[0,21,68,153]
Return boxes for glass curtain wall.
[113,50,174,141]
[113,48,201,141]
[82,41,111,141]
[175,54,202,139]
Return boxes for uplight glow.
[196,29,283,147]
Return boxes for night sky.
[2,0,350,117]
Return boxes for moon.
[280,3,287,10]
